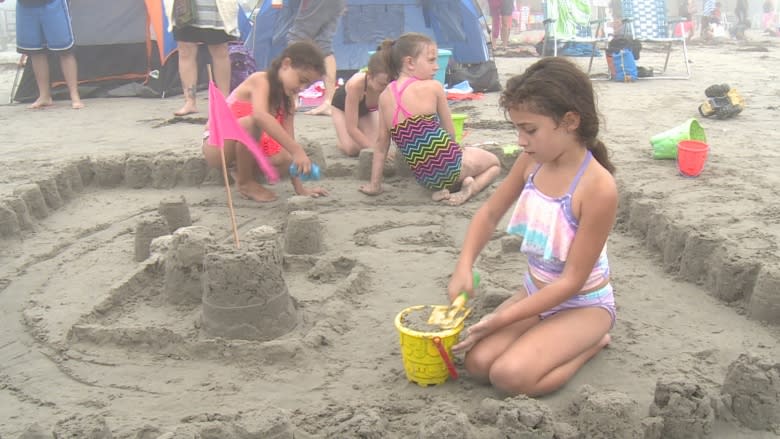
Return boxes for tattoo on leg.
[186,86,197,100]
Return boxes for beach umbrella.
[207,70,279,248]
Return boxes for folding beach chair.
[540,0,607,75]
[619,0,690,79]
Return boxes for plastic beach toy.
[451,113,468,144]
[289,163,321,181]
[677,140,709,177]
[650,118,706,160]
[395,306,464,387]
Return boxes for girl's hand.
[358,182,383,195]
[292,150,312,175]
[296,186,329,198]
[447,267,475,303]
[451,313,495,355]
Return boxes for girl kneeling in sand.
[330,47,391,156]
[202,41,328,202]
[447,57,617,397]
[358,32,501,206]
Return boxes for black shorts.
[173,26,234,45]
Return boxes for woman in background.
[166,0,238,116]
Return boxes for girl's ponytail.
[586,138,615,174]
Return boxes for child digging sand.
[447,57,617,397]
[202,41,328,202]
[330,45,391,157]
[358,32,500,206]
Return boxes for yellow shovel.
[427,271,481,329]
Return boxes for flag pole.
[208,64,241,249]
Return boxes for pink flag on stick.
[207,81,280,183]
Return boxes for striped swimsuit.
[389,78,462,190]
[506,150,616,325]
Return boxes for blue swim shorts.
[16,0,75,54]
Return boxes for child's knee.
[338,142,361,157]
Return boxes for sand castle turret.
[158,196,192,233]
[285,210,323,255]
[647,377,715,439]
[164,226,214,305]
[201,227,297,341]
[720,353,780,431]
[134,217,169,262]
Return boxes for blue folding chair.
[619,0,690,79]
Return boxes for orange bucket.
[677,140,709,177]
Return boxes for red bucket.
[677,140,709,177]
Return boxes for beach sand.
[0,34,779,438]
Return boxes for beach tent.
[248,0,492,76]
[12,0,253,103]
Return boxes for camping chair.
[10,55,27,104]
[540,0,607,75]
[619,0,690,79]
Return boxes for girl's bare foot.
[29,98,54,109]
[297,186,329,198]
[444,177,475,206]
[432,189,450,201]
[174,101,198,116]
[71,100,84,109]
[238,181,277,202]
[359,183,383,196]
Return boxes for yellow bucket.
[394,305,464,387]
[451,113,468,144]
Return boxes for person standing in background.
[11,0,83,109]
[735,0,748,25]
[166,0,239,116]
[488,0,514,52]
[288,0,347,116]
[763,0,777,32]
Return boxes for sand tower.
[164,226,215,305]
[201,227,297,341]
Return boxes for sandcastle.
[1,139,779,437]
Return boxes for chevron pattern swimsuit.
[389,78,462,190]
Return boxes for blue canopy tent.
[248,0,492,74]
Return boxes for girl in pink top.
[447,57,618,397]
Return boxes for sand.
[0,33,779,438]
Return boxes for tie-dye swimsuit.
[506,150,616,326]
[389,77,462,190]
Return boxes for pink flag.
[207,81,280,183]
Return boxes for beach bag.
[446,61,501,92]
[173,0,198,27]
[228,41,257,92]
[612,48,637,82]
[607,37,641,61]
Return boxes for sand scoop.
[427,271,481,329]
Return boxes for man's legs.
[29,53,53,109]
[175,41,200,116]
[58,51,83,109]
